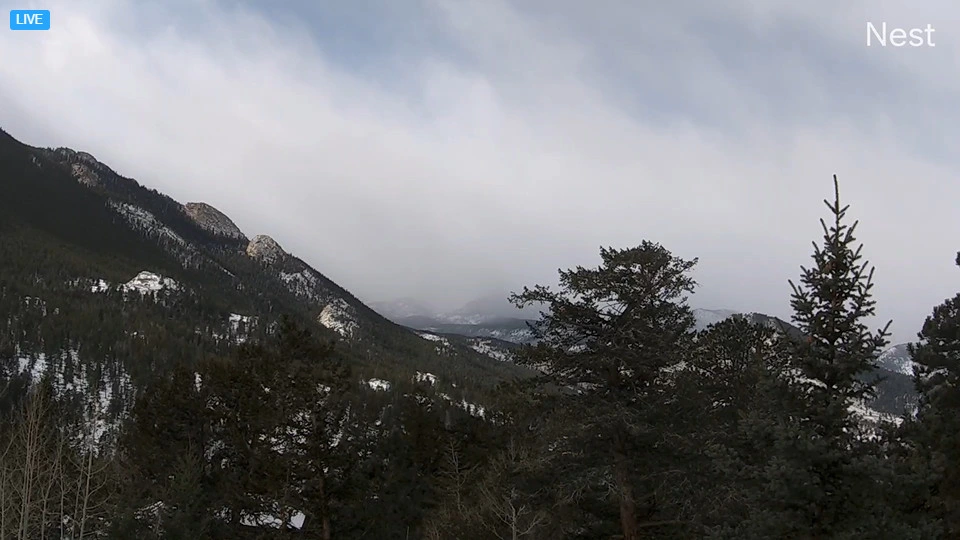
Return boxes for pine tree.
[782,175,892,536]
[908,251,960,534]
[510,242,698,539]
[788,175,890,420]
[203,316,351,538]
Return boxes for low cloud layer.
[2,0,959,342]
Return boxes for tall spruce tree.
[785,175,892,535]
[510,242,697,540]
[788,175,891,419]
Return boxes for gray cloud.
[2,0,958,342]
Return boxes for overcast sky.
[2,0,959,342]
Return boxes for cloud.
[1,0,958,341]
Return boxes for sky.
[1,0,959,342]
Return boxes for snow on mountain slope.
[280,269,325,303]
[121,271,179,294]
[90,279,110,293]
[229,313,256,331]
[469,339,512,362]
[22,137,526,390]
[10,349,134,450]
[415,372,438,385]
[417,332,449,345]
[367,378,391,391]
[876,343,914,376]
[109,202,187,246]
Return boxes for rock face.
[121,271,179,294]
[318,299,359,337]
[70,163,101,187]
[183,202,247,240]
[246,235,286,265]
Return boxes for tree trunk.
[614,433,638,540]
[318,474,332,540]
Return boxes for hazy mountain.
[0,127,531,424]
[368,297,438,320]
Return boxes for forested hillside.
[0,127,957,538]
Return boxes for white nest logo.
[867,22,936,47]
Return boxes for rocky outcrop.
[121,271,180,294]
[246,235,286,265]
[183,202,247,240]
[70,163,101,187]
[318,299,359,337]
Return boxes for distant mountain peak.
[183,202,247,240]
[53,147,100,165]
[692,308,739,331]
[246,234,286,264]
[876,343,914,375]
[369,298,436,320]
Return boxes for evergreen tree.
[510,242,698,539]
[907,251,960,534]
[755,175,892,537]
[788,175,891,432]
[203,316,351,538]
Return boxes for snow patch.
[90,279,110,293]
[876,344,915,376]
[367,378,391,391]
[122,271,179,294]
[417,332,447,344]
[469,339,511,362]
[10,350,133,450]
[109,202,186,245]
[227,313,257,343]
[239,509,305,530]
[850,399,903,427]
[415,372,437,385]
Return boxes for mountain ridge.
[0,128,529,407]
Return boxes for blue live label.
[10,10,50,30]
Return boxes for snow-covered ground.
[280,269,323,303]
[469,339,512,362]
[417,332,448,345]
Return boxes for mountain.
[876,343,914,375]
[0,124,931,535]
[693,308,740,330]
[442,291,543,323]
[368,297,437,320]
[687,308,916,415]
[0,128,531,428]
[400,316,538,345]
[373,293,542,344]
